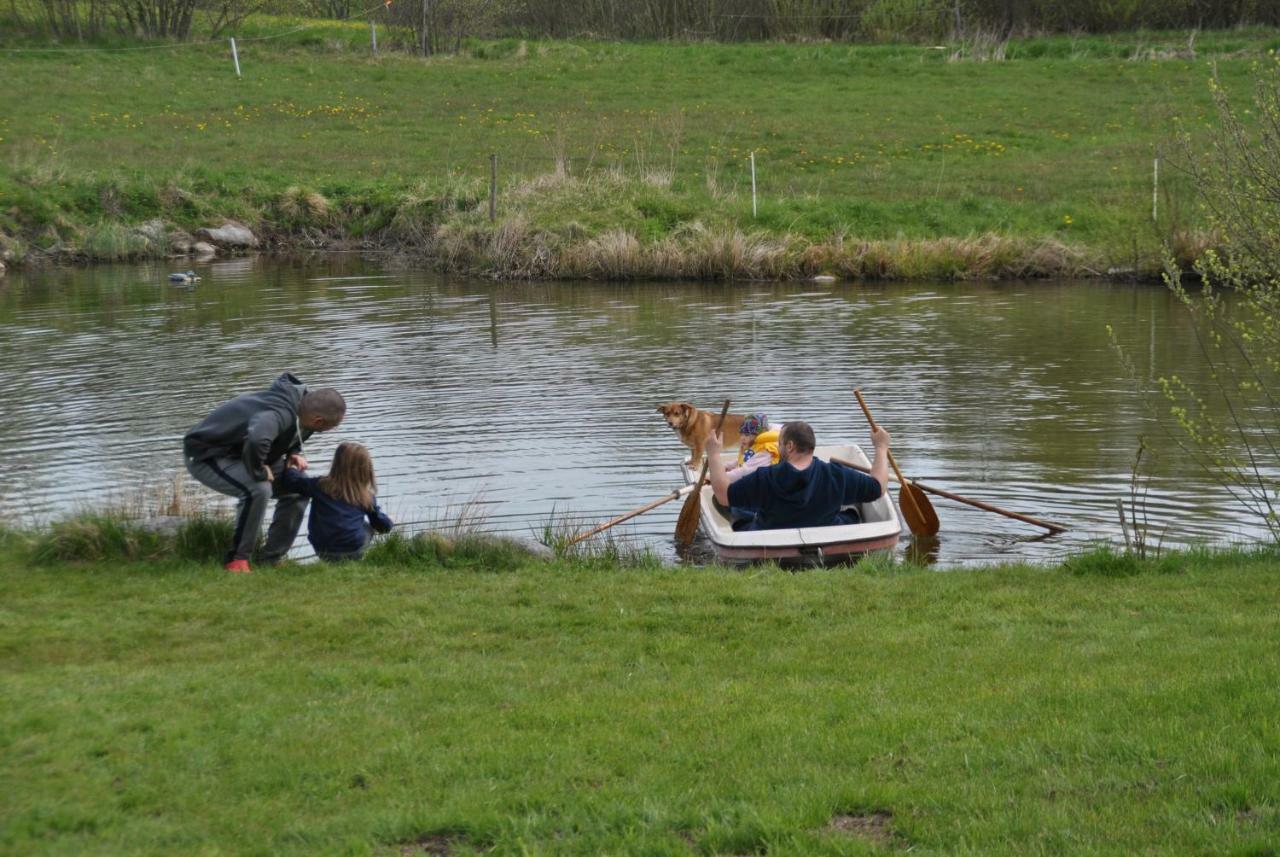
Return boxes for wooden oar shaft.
[567,484,694,546]
[853,389,927,524]
[832,457,1067,534]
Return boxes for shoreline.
[2,215,1173,283]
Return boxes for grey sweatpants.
[184,455,309,563]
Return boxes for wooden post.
[1152,157,1159,223]
[370,19,378,53]
[230,37,241,78]
[489,154,498,222]
[750,151,757,218]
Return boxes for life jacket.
[737,429,780,467]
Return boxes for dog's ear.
[656,404,668,413]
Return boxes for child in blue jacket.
[279,442,393,561]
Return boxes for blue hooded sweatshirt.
[278,468,393,555]
[727,458,883,530]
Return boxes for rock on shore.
[195,221,258,250]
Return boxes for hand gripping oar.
[831,457,1067,534]
[567,483,696,547]
[854,389,940,537]
[675,399,731,547]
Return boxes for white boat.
[680,443,904,563]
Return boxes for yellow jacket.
[736,429,780,467]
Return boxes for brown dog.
[656,402,746,466]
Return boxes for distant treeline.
[8,0,1279,47]
[500,0,1280,41]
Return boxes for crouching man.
[183,372,345,573]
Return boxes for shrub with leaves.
[1163,56,1280,541]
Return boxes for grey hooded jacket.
[183,372,313,481]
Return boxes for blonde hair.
[317,442,377,510]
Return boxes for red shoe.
[224,559,252,574]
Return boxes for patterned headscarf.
[739,413,769,437]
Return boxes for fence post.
[370,19,378,54]
[230,37,241,78]
[489,154,498,223]
[1152,157,1159,223]
[750,151,758,218]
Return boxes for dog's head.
[656,402,696,431]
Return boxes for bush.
[1162,57,1280,543]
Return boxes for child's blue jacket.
[279,468,394,554]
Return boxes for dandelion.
[1062,214,1074,225]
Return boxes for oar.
[567,484,695,547]
[831,457,1068,534]
[853,389,940,537]
[675,399,731,547]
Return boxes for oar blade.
[901,482,940,536]
[673,481,704,546]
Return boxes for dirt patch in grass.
[398,833,469,855]
[1236,808,1261,824]
[826,811,895,846]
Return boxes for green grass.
[2,541,1279,855]
[0,26,1277,276]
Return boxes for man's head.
[778,420,816,463]
[299,388,346,431]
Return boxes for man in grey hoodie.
[183,372,346,573]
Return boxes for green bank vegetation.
[2,519,1279,854]
[6,0,1279,48]
[1,26,1277,278]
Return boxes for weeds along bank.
[2,526,1280,854]
[3,30,1275,279]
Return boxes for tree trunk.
[420,0,431,56]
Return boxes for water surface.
[0,255,1263,565]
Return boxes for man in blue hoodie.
[183,372,346,573]
[707,420,890,530]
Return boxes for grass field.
[1,25,1277,277]
[2,531,1279,855]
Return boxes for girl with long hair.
[280,441,393,561]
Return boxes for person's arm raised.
[869,426,891,498]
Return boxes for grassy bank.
[2,528,1279,854]
[1,26,1277,278]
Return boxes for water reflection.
[0,255,1267,566]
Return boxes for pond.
[0,255,1264,566]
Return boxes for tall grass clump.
[537,509,661,569]
[363,529,547,570]
[1061,545,1184,577]
[31,513,170,564]
[171,516,236,562]
[29,512,232,564]
[273,186,333,231]
[80,221,159,261]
